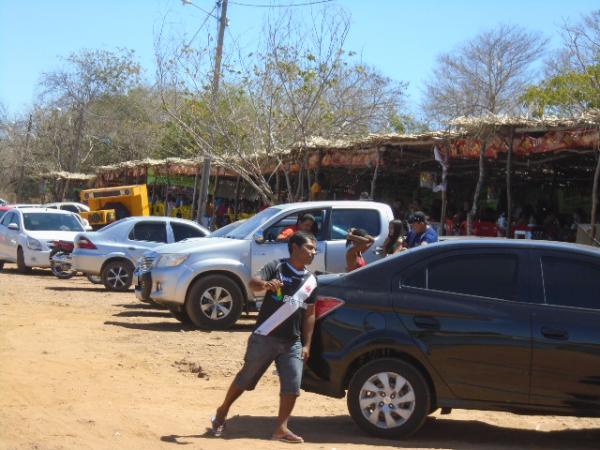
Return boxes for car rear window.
[541,256,600,310]
[428,253,519,301]
[129,222,168,243]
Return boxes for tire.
[86,274,102,284]
[169,306,192,324]
[104,202,130,220]
[0,261,4,270]
[185,275,243,330]
[50,251,76,279]
[138,272,153,302]
[101,260,134,292]
[347,358,431,439]
[16,247,31,274]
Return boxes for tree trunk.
[506,128,514,239]
[467,137,488,235]
[369,149,380,200]
[439,145,448,236]
[16,114,33,202]
[234,175,241,220]
[60,178,70,202]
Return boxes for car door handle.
[541,326,569,340]
[128,247,140,251]
[413,316,440,330]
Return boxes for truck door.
[325,208,383,273]
[250,208,327,276]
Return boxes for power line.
[185,3,219,48]
[230,0,333,7]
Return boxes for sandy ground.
[1,264,600,450]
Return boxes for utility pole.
[16,113,33,202]
[196,0,228,225]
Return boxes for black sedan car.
[303,239,600,438]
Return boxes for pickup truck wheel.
[102,260,134,291]
[185,275,243,330]
[16,247,31,274]
[347,358,430,439]
[86,274,102,284]
[169,307,192,324]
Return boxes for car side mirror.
[8,223,19,231]
[253,230,265,244]
[85,225,93,231]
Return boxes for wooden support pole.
[369,148,381,200]
[591,128,600,242]
[467,136,488,236]
[439,144,448,236]
[506,128,514,239]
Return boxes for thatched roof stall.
[38,171,97,202]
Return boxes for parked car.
[43,202,90,214]
[0,208,86,272]
[302,238,600,438]
[72,216,209,292]
[134,201,394,330]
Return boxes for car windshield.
[23,213,84,232]
[210,219,246,237]
[225,208,280,239]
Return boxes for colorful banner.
[446,128,599,160]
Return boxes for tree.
[156,5,406,204]
[423,24,547,123]
[522,10,600,116]
[38,48,142,172]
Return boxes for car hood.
[26,230,82,243]
[152,237,246,255]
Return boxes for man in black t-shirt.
[210,231,318,444]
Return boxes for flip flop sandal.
[272,432,304,443]
[210,416,226,437]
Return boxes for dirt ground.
[1,264,600,450]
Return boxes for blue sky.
[1,0,598,117]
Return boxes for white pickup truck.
[134,201,394,330]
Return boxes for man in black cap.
[406,211,439,248]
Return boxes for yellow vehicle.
[79,185,150,228]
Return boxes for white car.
[44,202,90,214]
[72,216,209,292]
[0,208,86,273]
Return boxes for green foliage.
[522,64,600,116]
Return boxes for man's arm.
[301,304,316,362]
[249,262,283,293]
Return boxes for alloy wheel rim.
[358,371,416,429]
[107,265,129,288]
[199,286,233,320]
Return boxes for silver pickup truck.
[133,201,394,330]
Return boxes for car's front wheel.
[16,247,31,274]
[0,260,4,270]
[185,275,243,330]
[101,260,134,291]
[347,358,431,439]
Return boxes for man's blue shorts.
[233,333,303,396]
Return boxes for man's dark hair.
[299,213,315,223]
[288,230,316,254]
[408,211,428,224]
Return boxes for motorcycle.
[49,240,103,283]
[49,240,76,279]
